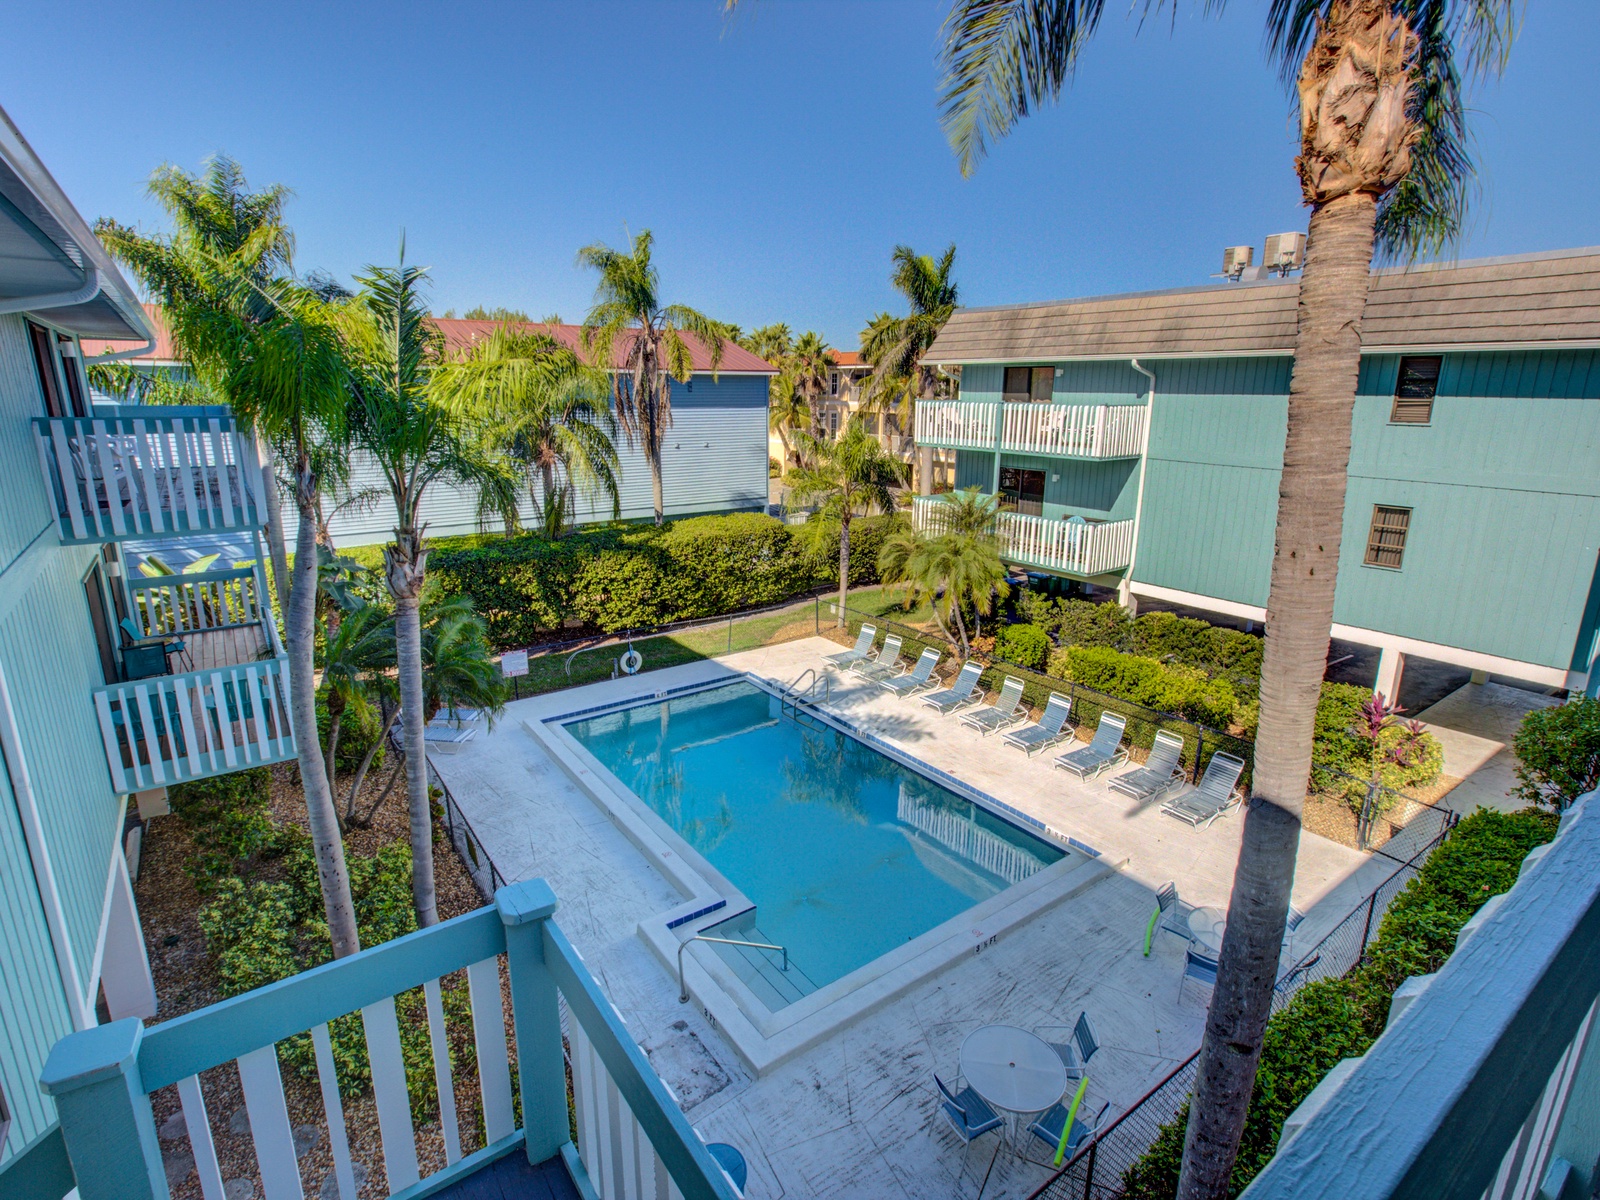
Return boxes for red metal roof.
[82,304,776,374]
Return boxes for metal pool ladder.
[779,667,830,715]
[679,933,789,1003]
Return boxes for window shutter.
[1364,506,1412,568]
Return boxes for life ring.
[619,648,643,675]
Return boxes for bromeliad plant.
[1341,692,1442,842]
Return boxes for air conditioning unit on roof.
[1264,232,1307,276]
[1222,246,1254,281]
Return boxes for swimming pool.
[564,679,1066,1006]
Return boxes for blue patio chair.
[1028,1098,1109,1163]
[922,661,984,715]
[1037,1011,1099,1082]
[1054,712,1128,779]
[1161,752,1247,828]
[1284,905,1306,957]
[933,1073,1003,1144]
[850,634,903,681]
[881,646,943,698]
[960,676,1027,736]
[118,616,185,680]
[824,624,876,669]
[1108,730,1187,801]
[1143,881,1197,956]
[1180,947,1218,1002]
[706,1143,748,1193]
[1002,692,1073,756]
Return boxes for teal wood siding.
[957,359,1146,404]
[1131,358,1292,605]
[958,363,1002,402]
[0,318,60,568]
[955,449,993,490]
[997,454,1139,520]
[1336,350,1600,669]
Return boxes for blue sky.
[6,1,1596,348]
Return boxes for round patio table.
[1189,906,1228,957]
[960,1025,1068,1115]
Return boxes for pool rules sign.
[501,650,528,678]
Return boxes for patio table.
[1189,906,1228,957]
[960,1025,1067,1116]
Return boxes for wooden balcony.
[32,405,267,544]
[913,495,1136,577]
[915,400,1147,459]
[36,878,741,1200]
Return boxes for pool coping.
[523,670,1121,1077]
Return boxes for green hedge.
[431,512,898,647]
[1119,806,1559,1199]
[1019,596,1264,689]
[1047,644,1240,731]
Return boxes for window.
[999,466,1046,517]
[1390,355,1441,424]
[28,321,89,418]
[58,333,87,415]
[29,321,66,417]
[829,371,839,397]
[1364,505,1411,569]
[1003,365,1054,403]
[84,560,120,685]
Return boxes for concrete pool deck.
[430,639,1397,1199]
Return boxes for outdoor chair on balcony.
[117,616,185,680]
[960,676,1027,736]
[881,646,943,698]
[1037,1011,1100,1083]
[923,661,984,714]
[1003,692,1073,755]
[1054,712,1129,779]
[1027,1098,1110,1165]
[1180,947,1219,1002]
[1108,730,1187,801]
[1161,752,1248,828]
[850,634,903,681]
[824,624,876,668]
[933,1073,1004,1144]
[1144,881,1197,956]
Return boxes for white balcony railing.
[913,495,1136,576]
[915,400,1147,459]
[33,405,267,544]
[126,566,266,638]
[93,656,295,792]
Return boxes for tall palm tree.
[578,230,727,524]
[786,420,904,624]
[96,157,297,619]
[319,600,396,809]
[431,323,621,535]
[739,323,793,365]
[343,257,520,927]
[787,331,837,439]
[937,2,1517,1194]
[878,488,1007,655]
[769,383,813,470]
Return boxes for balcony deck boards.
[178,625,270,673]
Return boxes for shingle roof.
[83,306,777,374]
[925,247,1600,363]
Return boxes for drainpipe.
[0,267,101,317]
[85,335,158,364]
[1122,359,1157,613]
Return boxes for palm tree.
[319,600,396,809]
[769,382,812,470]
[421,594,509,723]
[878,488,1007,656]
[786,420,904,624]
[787,331,837,439]
[578,230,727,524]
[739,323,793,365]
[431,323,621,535]
[937,3,1517,1194]
[859,245,959,476]
[343,257,520,927]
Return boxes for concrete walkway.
[1414,682,1561,815]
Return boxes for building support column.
[100,852,156,1021]
[1375,646,1406,703]
[1118,579,1138,615]
[918,447,933,497]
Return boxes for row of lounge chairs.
[823,626,1247,826]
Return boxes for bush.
[1309,683,1444,805]
[995,623,1051,672]
[1512,697,1600,810]
[168,769,279,891]
[1120,807,1558,1198]
[316,692,387,776]
[1128,611,1263,683]
[1048,645,1239,730]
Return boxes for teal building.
[918,248,1600,698]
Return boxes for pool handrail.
[679,933,789,1004]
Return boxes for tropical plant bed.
[133,763,494,1200]
[1300,780,1461,852]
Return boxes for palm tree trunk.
[386,529,438,927]
[256,431,292,620]
[1176,190,1377,1200]
[950,591,971,657]
[836,513,851,628]
[325,708,341,808]
[288,466,360,957]
[648,447,665,526]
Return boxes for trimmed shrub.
[1129,610,1263,682]
[167,768,278,891]
[1119,807,1558,1198]
[995,623,1051,672]
[1512,697,1600,810]
[1048,645,1238,730]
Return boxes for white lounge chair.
[825,624,876,669]
[1054,712,1128,779]
[923,661,984,714]
[424,722,477,753]
[961,677,1027,736]
[881,647,943,698]
[1003,693,1073,756]
[851,634,904,682]
[1108,730,1187,801]
[1162,752,1247,827]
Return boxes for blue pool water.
[564,680,1065,1002]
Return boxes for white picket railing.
[127,567,265,637]
[92,656,295,792]
[32,406,266,544]
[915,400,1147,459]
[913,496,1136,577]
